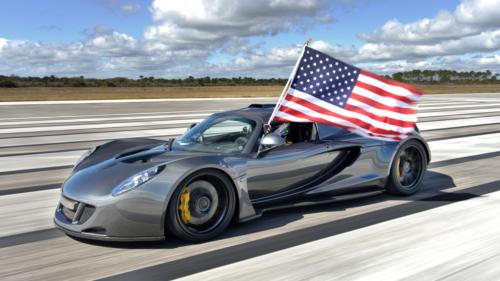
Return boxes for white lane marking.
[176,191,500,281]
[429,132,500,162]
[0,128,243,172]
[0,150,84,173]
[0,105,497,133]
[0,97,277,106]
[0,109,220,121]
[0,127,186,148]
[1,129,499,237]
[418,102,473,107]
[418,116,500,131]
[420,102,500,111]
[0,101,499,172]
[0,103,484,126]
[419,107,500,118]
[0,126,246,172]
[421,93,500,98]
[0,189,60,237]
[2,95,500,239]
[0,113,212,126]
[422,94,500,102]
[0,101,476,122]
[1,127,499,178]
[1,113,498,148]
[0,118,203,134]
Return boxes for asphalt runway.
[1,93,500,280]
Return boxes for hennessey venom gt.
[54,104,430,242]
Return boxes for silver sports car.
[54,104,430,242]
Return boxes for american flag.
[273,46,422,141]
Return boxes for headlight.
[112,166,162,196]
[75,147,97,167]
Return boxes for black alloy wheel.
[166,169,236,242]
[386,140,428,195]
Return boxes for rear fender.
[387,135,431,175]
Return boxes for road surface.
[1,94,500,280]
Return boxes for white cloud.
[0,27,208,77]
[345,0,500,71]
[120,3,140,14]
[237,0,500,75]
[144,0,329,49]
[1,0,500,78]
[87,27,140,56]
[358,12,475,44]
[360,0,500,44]
[0,38,7,50]
[454,0,500,27]
[1,0,332,77]
[354,29,500,62]
[357,54,500,74]
[174,0,500,76]
[475,54,500,66]
[96,0,141,14]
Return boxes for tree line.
[389,69,499,83]
[0,69,499,88]
[0,75,288,88]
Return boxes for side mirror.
[261,134,286,148]
[258,134,286,156]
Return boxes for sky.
[0,0,499,78]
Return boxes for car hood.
[63,138,213,200]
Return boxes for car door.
[246,141,344,200]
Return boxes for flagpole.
[265,38,312,133]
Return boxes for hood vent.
[115,147,151,159]
[118,145,167,164]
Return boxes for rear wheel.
[386,140,427,195]
[166,170,236,242]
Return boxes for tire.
[166,169,236,242]
[386,140,428,195]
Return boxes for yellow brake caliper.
[179,187,191,224]
[396,157,401,179]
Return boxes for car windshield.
[171,115,257,153]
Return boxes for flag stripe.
[350,92,417,115]
[343,103,416,128]
[352,86,414,109]
[274,115,311,123]
[346,98,417,122]
[274,116,323,126]
[281,92,412,136]
[355,80,415,105]
[357,74,421,102]
[284,91,415,132]
[275,107,404,141]
[360,70,422,96]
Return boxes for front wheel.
[386,140,428,195]
[166,170,236,242]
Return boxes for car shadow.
[70,210,306,249]
[74,170,456,249]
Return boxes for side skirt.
[241,187,386,221]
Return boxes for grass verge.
[0,86,283,101]
[0,84,499,101]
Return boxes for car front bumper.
[53,188,167,242]
[54,219,164,241]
